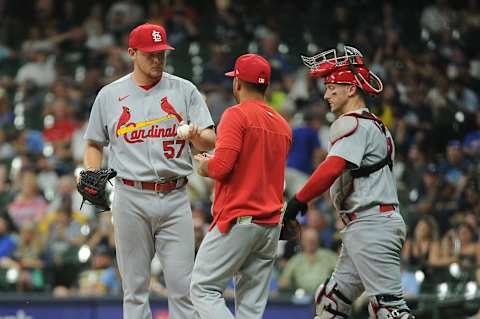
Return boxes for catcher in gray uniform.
[284,46,414,319]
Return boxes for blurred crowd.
[0,0,480,308]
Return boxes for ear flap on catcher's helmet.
[301,45,383,95]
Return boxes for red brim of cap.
[224,71,235,77]
[137,44,175,52]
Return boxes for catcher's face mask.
[301,46,383,95]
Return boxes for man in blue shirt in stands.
[285,108,325,197]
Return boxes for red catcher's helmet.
[301,46,383,95]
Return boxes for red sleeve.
[296,156,347,203]
[206,107,245,180]
[207,148,239,180]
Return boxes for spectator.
[211,1,248,46]
[41,191,89,236]
[401,216,443,293]
[278,227,336,297]
[305,207,336,250]
[105,0,144,40]
[43,196,86,248]
[201,44,234,124]
[440,140,471,196]
[413,163,458,235]
[83,4,115,53]
[35,155,59,201]
[0,130,15,161]
[77,245,120,296]
[256,28,294,90]
[47,175,93,219]
[285,108,325,197]
[43,196,85,290]
[376,83,399,129]
[425,75,450,118]
[0,214,17,290]
[9,222,46,292]
[163,0,199,46]
[448,80,479,114]
[458,178,480,217]
[8,169,48,229]
[420,0,457,36]
[86,212,115,252]
[49,141,76,176]
[42,98,78,143]
[71,117,89,164]
[0,215,16,260]
[441,223,480,281]
[402,144,428,192]
[21,27,55,57]
[15,48,56,88]
[0,88,14,130]
[0,165,13,214]
[463,110,480,157]
[12,82,47,131]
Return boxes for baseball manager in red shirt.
[190,53,292,319]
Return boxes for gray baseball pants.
[191,221,281,319]
[334,208,408,303]
[112,180,196,319]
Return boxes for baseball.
[177,123,190,139]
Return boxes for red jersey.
[207,99,292,233]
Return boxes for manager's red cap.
[128,23,175,52]
[225,54,271,85]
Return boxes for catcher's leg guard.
[368,295,415,319]
[314,277,352,319]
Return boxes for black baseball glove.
[279,219,301,241]
[279,195,308,241]
[283,195,308,221]
[77,168,117,212]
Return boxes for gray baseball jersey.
[328,108,398,214]
[84,72,214,180]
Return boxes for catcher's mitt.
[279,219,301,241]
[77,168,117,212]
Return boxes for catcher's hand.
[284,195,308,221]
[279,219,301,241]
[77,168,117,212]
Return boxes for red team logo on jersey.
[160,97,183,122]
[115,97,182,144]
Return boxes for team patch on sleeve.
[329,115,359,145]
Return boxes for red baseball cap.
[128,23,175,52]
[225,54,271,85]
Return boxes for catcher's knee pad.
[368,295,414,319]
[314,277,352,319]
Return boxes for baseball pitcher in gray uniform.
[284,46,415,319]
[83,23,215,319]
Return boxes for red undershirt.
[139,81,159,91]
[296,156,347,203]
